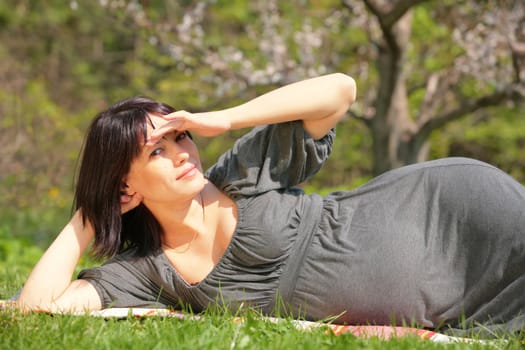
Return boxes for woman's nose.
[169,144,189,166]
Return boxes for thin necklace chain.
[165,191,205,254]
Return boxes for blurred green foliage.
[0,225,43,297]
[430,107,525,180]
[0,223,102,298]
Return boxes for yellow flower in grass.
[48,187,59,199]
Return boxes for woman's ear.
[120,187,144,214]
[120,180,135,196]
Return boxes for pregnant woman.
[17,73,525,336]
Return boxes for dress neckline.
[159,197,245,289]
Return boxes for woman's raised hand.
[147,110,231,145]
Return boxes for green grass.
[2,308,521,350]
[1,233,523,350]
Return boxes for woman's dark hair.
[74,96,176,258]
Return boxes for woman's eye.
[175,132,187,142]
[150,148,163,157]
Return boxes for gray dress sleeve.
[78,249,180,308]
[206,120,335,197]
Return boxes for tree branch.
[510,39,525,56]
[383,0,431,28]
[361,0,431,45]
[360,0,421,122]
[509,38,525,83]
[360,0,384,18]
[348,109,373,126]
[362,0,398,51]
[416,69,460,124]
[416,85,524,141]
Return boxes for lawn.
[1,230,523,350]
[4,308,521,350]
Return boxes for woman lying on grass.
[17,73,524,336]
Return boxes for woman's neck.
[143,184,210,249]
[143,182,237,257]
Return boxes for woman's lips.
[176,164,197,180]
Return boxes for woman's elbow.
[333,73,357,107]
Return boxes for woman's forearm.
[221,73,356,139]
[147,73,356,142]
[17,210,95,310]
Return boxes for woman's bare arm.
[148,73,357,142]
[16,210,101,313]
[222,73,356,139]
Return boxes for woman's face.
[124,114,205,207]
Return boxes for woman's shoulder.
[205,122,335,197]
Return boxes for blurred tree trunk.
[368,6,415,174]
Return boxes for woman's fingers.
[163,110,191,121]
[147,117,185,145]
[147,111,231,143]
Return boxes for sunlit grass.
[3,307,520,350]
[2,300,523,350]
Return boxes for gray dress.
[79,121,525,335]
